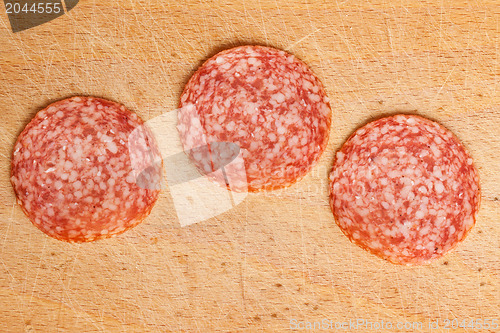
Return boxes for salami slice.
[329,115,480,265]
[178,45,332,192]
[11,97,162,242]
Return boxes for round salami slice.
[178,45,332,192]
[329,115,480,265]
[11,96,162,242]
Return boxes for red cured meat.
[178,45,332,192]
[329,115,480,265]
[11,97,162,242]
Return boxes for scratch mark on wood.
[285,28,322,52]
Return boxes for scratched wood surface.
[0,0,499,332]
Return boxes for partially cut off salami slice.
[179,45,332,192]
[329,115,480,265]
[11,97,162,242]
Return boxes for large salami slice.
[178,45,332,192]
[11,97,162,242]
[329,115,480,265]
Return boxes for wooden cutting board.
[0,0,498,332]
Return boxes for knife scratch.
[285,28,322,51]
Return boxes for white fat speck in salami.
[11,96,162,242]
[329,115,480,265]
[178,45,331,192]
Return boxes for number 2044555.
[5,2,62,14]
[441,319,498,330]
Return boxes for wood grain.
[0,0,498,332]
